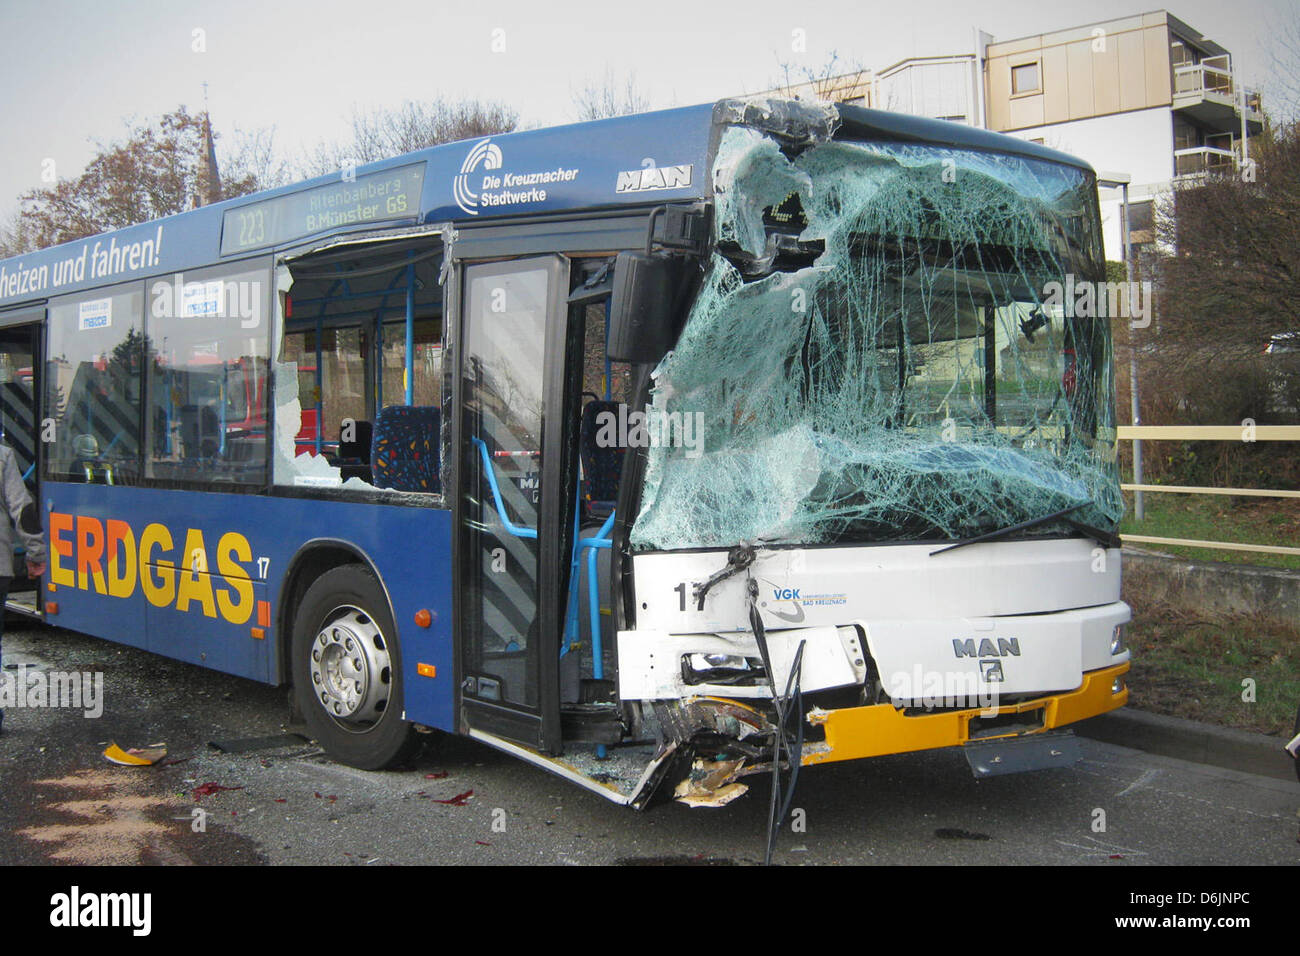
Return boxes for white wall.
[1004,108,1173,261]
[878,60,977,123]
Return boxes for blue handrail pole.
[562,577,581,654]
[582,510,615,759]
[562,487,583,653]
[471,437,537,539]
[405,252,415,406]
[475,435,615,758]
[584,511,616,682]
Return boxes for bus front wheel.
[292,565,417,770]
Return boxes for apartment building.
[984,10,1262,259]
[771,9,1263,262]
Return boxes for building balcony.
[1173,145,1237,180]
[1172,59,1264,134]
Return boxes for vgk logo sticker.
[761,580,805,624]
[454,139,503,215]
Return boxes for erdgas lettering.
[49,513,257,625]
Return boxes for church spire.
[197,82,222,207]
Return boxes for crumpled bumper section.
[802,662,1129,766]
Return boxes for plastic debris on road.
[102,742,167,766]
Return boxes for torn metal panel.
[639,697,781,809]
[654,696,777,746]
[280,225,443,261]
[673,757,749,808]
[713,96,840,147]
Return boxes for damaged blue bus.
[0,97,1129,815]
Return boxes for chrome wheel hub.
[310,606,391,724]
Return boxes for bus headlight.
[1110,624,1127,655]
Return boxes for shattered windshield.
[630,125,1122,552]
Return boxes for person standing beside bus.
[0,442,45,733]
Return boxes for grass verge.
[1120,492,1300,571]
[1124,600,1300,737]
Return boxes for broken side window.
[271,238,445,495]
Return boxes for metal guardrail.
[1116,425,1300,557]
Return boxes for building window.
[1127,200,1154,237]
[1011,62,1040,95]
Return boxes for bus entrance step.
[962,731,1081,778]
[5,591,40,618]
[560,704,624,745]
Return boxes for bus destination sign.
[220,163,426,255]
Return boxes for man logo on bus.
[454,139,504,216]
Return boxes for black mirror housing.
[608,251,682,364]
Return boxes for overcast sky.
[1,0,1295,217]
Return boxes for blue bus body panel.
[45,482,456,732]
[0,104,717,310]
[0,99,1104,313]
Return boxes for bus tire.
[292,564,417,770]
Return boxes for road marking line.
[1116,768,1160,797]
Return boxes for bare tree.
[773,51,871,105]
[1265,5,1300,126]
[1140,125,1300,425]
[0,213,39,259]
[223,124,294,194]
[3,106,259,254]
[306,98,519,176]
[572,69,651,121]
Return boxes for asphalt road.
[2,620,1297,866]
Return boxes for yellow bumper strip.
[803,662,1129,766]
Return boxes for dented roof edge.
[712,96,1097,179]
[833,103,1097,176]
[713,96,840,147]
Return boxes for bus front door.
[0,313,43,617]
[454,256,571,754]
